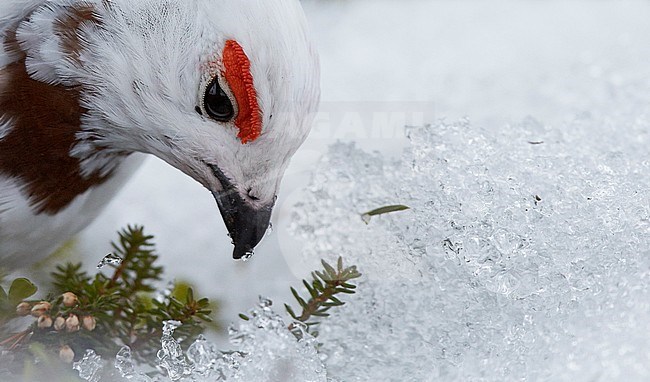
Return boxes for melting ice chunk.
[96,253,123,269]
[72,349,104,382]
[114,346,135,378]
[115,346,153,381]
[187,334,219,375]
[162,320,182,336]
[157,320,191,381]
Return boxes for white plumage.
[0,0,320,267]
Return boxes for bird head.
[55,0,320,259]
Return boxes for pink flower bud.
[37,315,53,329]
[16,302,31,316]
[82,315,96,331]
[59,345,75,363]
[30,301,52,317]
[54,316,66,331]
[65,314,80,332]
[62,292,78,307]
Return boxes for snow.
[292,117,650,380]
[66,0,650,380]
[72,299,325,381]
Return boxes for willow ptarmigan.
[0,0,320,268]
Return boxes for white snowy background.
[68,1,650,380]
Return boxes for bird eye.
[203,77,234,122]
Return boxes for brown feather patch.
[0,7,113,215]
[54,4,97,63]
[0,71,6,95]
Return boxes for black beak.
[209,165,274,260]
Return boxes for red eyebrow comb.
[222,40,262,144]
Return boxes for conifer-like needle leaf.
[285,257,361,338]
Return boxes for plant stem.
[298,281,343,323]
[0,328,32,350]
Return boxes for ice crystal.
[186,335,218,375]
[157,321,191,381]
[222,296,325,382]
[96,253,123,269]
[73,349,104,382]
[290,116,650,381]
[114,346,136,378]
[115,346,152,381]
